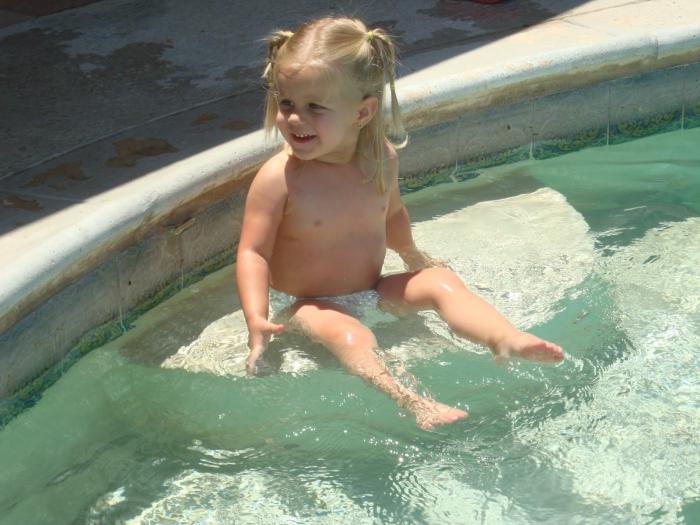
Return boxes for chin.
[288,147,319,161]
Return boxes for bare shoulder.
[254,151,289,183]
[250,152,292,194]
[245,152,293,214]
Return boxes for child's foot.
[408,397,468,431]
[493,331,564,363]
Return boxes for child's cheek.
[275,112,287,131]
[314,114,329,132]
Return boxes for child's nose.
[287,111,305,125]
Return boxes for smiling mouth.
[291,133,316,143]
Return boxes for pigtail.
[361,27,407,194]
[369,29,407,147]
[263,30,294,134]
[264,30,294,84]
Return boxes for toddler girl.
[236,17,563,430]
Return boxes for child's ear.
[357,95,379,127]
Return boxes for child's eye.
[309,103,326,111]
[278,99,294,109]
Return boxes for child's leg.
[376,268,564,362]
[289,299,467,430]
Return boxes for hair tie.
[367,30,375,42]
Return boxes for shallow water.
[1,128,699,524]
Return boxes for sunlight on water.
[122,469,378,524]
[1,128,699,524]
[519,218,700,523]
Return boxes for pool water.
[1,128,699,524]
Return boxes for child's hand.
[401,249,450,272]
[246,318,285,375]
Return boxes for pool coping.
[2,1,700,400]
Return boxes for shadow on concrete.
[0,0,597,235]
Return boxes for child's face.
[274,66,369,164]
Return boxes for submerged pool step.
[160,187,594,377]
[518,217,700,522]
[384,187,595,352]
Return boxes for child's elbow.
[237,243,272,267]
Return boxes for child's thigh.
[376,268,464,308]
[290,299,378,351]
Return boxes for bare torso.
[269,154,390,297]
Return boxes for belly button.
[313,219,322,227]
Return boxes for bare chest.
[281,168,388,236]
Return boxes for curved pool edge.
[2,16,700,402]
[400,24,700,129]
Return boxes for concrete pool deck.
[2,0,700,400]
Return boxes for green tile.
[400,145,528,194]
[686,103,700,129]
[534,127,608,160]
[609,110,682,145]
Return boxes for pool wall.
[2,10,700,416]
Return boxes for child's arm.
[384,147,442,271]
[236,156,287,374]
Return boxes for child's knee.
[292,302,376,349]
[421,267,464,290]
[328,321,377,351]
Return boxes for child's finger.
[266,322,285,335]
[246,323,284,375]
[246,345,265,375]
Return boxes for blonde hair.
[262,17,406,194]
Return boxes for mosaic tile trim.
[686,102,700,129]
[401,162,478,193]
[400,145,529,193]
[684,60,700,129]
[609,110,682,145]
[120,272,186,330]
[0,245,236,429]
[0,318,124,427]
[533,127,608,160]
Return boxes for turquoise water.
[1,128,699,524]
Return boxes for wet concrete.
[0,0,104,17]
[23,162,88,190]
[0,0,590,180]
[106,138,178,168]
[1,194,42,212]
